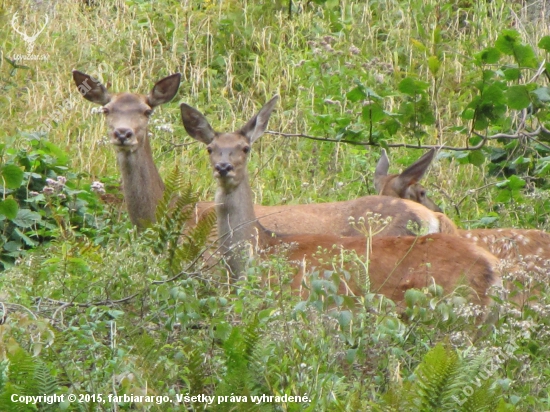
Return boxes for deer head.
[72,70,181,153]
[375,148,442,212]
[72,70,181,227]
[181,96,279,190]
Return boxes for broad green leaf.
[346,86,366,102]
[515,44,538,68]
[475,47,501,65]
[495,30,521,55]
[508,174,526,190]
[495,190,512,203]
[503,68,520,81]
[13,228,37,247]
[0,199,18,219]
[533,87,550,102]
[468,150,485,167]
[538,35,550,51]
[44,141,69,165]
[1,165,24,189]
[12,209,41,228]
[506,85,531,110]
[361,103,385,123]
[398,77,428,96]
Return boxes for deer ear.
[147,73,181,107]
[240,95,279,145]
[72,70,111,105]
[374,149,390,193]
[180,103,216,144]
[392,148,435,197]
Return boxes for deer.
[73,72,458,238]
[374,148,550,301]
[72,70,181,228]
[180,96,502,310]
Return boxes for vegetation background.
[1,0,550,410]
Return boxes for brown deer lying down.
[375,149,550,306]
[374,148,550,267]
[180,95,502,309]
[73,71,455,237]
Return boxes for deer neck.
[215,171,273,277]
[116,135,165,227]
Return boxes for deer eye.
[419,190,426,197]
[101,107,110,115]
[243,146,250,154]
[206,146,213,154]
[144,109,153,117]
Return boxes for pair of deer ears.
[72,70,182,108]
[374,148,435,195]
[180,95,279,146]
[73,70,279,145]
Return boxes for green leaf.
[539,35,550,51]
[506,85,531,110]
[515,44,537,68]
[495,30,521,55]
[0,199,18,219]
[475,47,501,65]
[12,209,41,228]
[468,150,485,167]
[398,77,428,96]
[346,86,366,102]
[361,103,385,123]
[1,165,24,189]
[427,55,440,76]
[508,175,526,190]
[13,228,37,247]
[533,87,550,102]
[495,190,512,203]
[503,68,520,81]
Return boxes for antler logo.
[11,12,49,55]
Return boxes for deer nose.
[215,162,234,176]
[114,128,134,142]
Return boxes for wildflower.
[42,186,55,195]
[91,181,106,195]
[349,45,360,55]
[156,124,174,133]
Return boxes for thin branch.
[38,293,140,308]
[266,130,489,151]
[267,124,550,152]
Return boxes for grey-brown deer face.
[72,71,181,152]
[180,96,279,189]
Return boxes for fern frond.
[175,208,217,266]
[145,166,215,274]
[0,348,58,411]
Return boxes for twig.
[38,293,140,308]
[266,130,489,151]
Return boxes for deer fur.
[72,70,181,228]
[375,148,550,266]
[180,96,501,309]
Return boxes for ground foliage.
[0,0,550,410]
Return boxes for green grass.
[1,0,550,410]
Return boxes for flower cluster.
[42,176,67,198]
[91,181,106,195]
